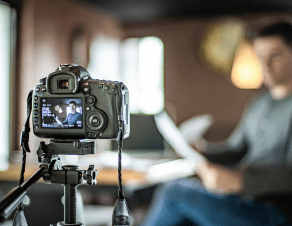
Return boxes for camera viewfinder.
[59,80,69,89]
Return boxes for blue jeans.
[140,178,291,226]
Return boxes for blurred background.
[1,0,292,225]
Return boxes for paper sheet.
[154,111,209,161]
[145,111,212,183]
[179,114,213,144]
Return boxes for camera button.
[91,117,99,125]
[83,86,90,94]
[87,133,96,138]
[35,125,39,130]
[34,96,38,101]
[35,87,40,92]
[86,107,91,111]
[86,96,95,105]
[98,84,103,89]
[34,118,39,123]
[34,103,39,108]
[111,88,116,92]
[34,110,38,116]
[104,86,110,90]
[42,87,47,92]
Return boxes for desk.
[0,162,146,186]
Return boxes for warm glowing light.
[231,42,262,89]
[201,20,245,74]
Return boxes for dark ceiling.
[83,0,292,24]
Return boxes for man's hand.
[191,138,208,154]
[196,161,244,194]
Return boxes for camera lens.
[58,80,69,89]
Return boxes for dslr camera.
[32,64,130,140]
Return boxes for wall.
[124,18,259,141]
[15,0,125,151]
[14,3,289,150]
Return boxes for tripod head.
[37,139,97,185]
[0,139,98,226]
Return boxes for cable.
[118,126,124,199]
[112,120,130,226]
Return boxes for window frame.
[0,0,17,170]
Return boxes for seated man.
[140,22,292,226]
[62,101,82,127]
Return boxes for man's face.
[69,103,76,113]
[253,36,292,87]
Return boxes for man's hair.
[254,22,292,47]
[69,101,77,106]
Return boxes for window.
[0,2,16,170]
[120,37,164,114]
[87,36,164,114]
[87,36,120,81]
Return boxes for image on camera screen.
[41,98,82,129]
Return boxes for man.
[140,22,292,226]
[62,101,82,127]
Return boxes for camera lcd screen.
[41,98,83,129]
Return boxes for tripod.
[0,139,97,226]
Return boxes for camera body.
[32,64,130,140]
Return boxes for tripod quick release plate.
[37,139,95,161]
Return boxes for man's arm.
[196,162,292,197]
[202,130,248,165]
[197,110,250,166]
[62,115,68,124]
[196,92,292,195]
[196,162,292,195]
[196,95,260,166]
[196,161,244,194]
